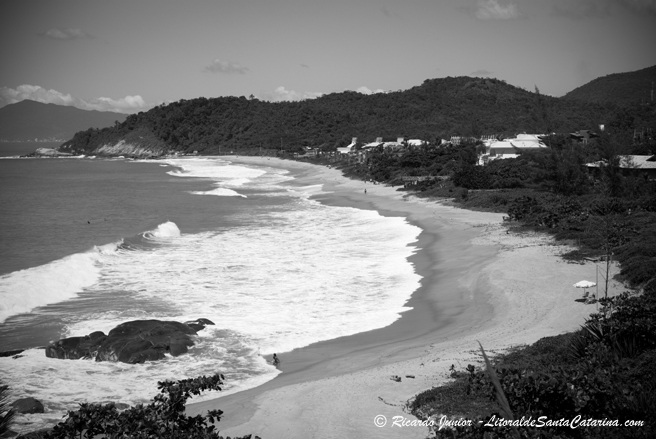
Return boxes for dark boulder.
[184,318,215,332]
[12,397,45,414]
[0,349,24,358]
[45,318,214,364]
[45,331,107,360]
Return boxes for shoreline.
[187,156,624,438]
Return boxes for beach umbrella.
[574,280,596,297]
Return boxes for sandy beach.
[186,156,624,439]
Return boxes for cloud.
[258,86,323,102]
[470,69,493,76]
[38,28,94,40]
[473,0,520,20]
[300,63,310,68]
[552,0,611,19]
[204,59,249,74]
[85,95,148,113]
[614,0,656,14]
[0,84,75,107]
[355,86,385,95]
[0,84,150,113]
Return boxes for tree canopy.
[61,76,629,156]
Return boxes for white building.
[337,137,358,155]
[479,134,548,165]
[361,137,384,150]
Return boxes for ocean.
[0,144,421,433]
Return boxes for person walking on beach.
[272,353,280,367]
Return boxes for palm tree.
[0,381,16,437]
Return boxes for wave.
[0,158,425,433]
[142,221,181,241]
[165,158,267,187]
[0,221,182,323]
[0,244,116,324]
[189,188,247,198]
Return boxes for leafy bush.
[410,287,656,438]
[42,374,259,439]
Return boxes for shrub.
[44,374,258,439]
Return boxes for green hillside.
[60,77,619,156]
[564,65,656,106]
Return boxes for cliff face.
[59,126,170,157]
[95,140,168,158]
[34,147,73,157]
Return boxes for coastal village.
[26,129,656,183]
[294,130,656,181]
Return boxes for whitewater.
[0,156,421,433]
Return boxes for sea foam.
[189,187,247,198]
[0,244,117,323]
[0,158,422,434]
[142,221,181,240]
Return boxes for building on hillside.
[479,134,548,165]
[584,155,656,180]
[444,134,496,147]
[406,139,428,147]
[304,146,319,156]
[569,130,599,143]
[337,137,357,155]
[382,137,406,150]
[362,137,384,150]
[449,136,478,145]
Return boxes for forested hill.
[61,76,624,156]
[0,100,126,141]
[564,65,656,106]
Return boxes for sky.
[1,0,655,113]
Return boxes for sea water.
[0,153,421,433]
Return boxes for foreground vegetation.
[409,297,656,438]
[2,375,258,439]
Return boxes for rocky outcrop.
[12,397,45,414]
[0,349,24,357]
[45,319,214,364]
[34,147,72,157]
[95,140,166,158]
[45,331,107,360]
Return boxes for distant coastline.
[0,141,63,158]
[0,139,65,143]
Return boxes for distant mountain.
[0,100,127,141]
[564,65,656,106]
